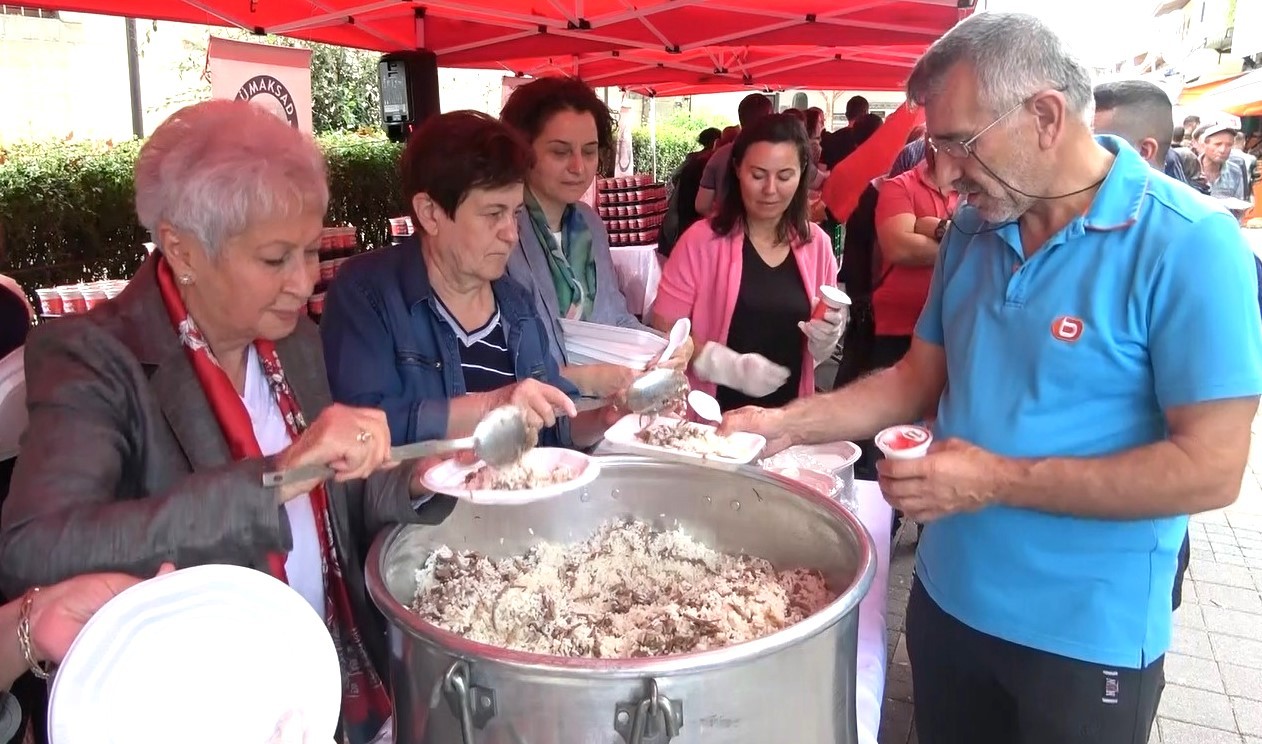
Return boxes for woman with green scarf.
[502,76,691,398]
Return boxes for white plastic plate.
[565,340,660,369]
[49,564,341,744]
[419,447,602,504]
[602,414,766,465]
[562,323,665,357]
[560,318,668,349]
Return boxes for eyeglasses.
[927,88,1063,161]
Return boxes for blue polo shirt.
[914,135,1262,668]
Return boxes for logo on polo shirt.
[1050,315,1085,343]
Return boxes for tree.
[305,43,381,133]
[820,91,846,124]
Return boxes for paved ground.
[875,412,1262,744]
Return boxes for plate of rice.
[418,447,601,504]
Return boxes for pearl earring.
[178,274,194,286]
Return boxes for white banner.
[207,37,313,133]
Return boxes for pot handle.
[443,661,497,744]
[615,679,683,744]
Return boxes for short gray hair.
[906,12,1094,120]
[134,99,329,257]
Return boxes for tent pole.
[124,18,143,138]
[650,95,657,181]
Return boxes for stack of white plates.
[48,565,341,744]
[560,319,666,370]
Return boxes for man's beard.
[955,177,1034,223]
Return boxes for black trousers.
[907,578,1165,744]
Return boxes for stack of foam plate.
[48,564,341,744]
[560,319,666,370]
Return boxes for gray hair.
[134,99,329,257]
[906,12,1094,120]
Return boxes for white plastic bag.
[761,450,844,500]
[760,442,860,512]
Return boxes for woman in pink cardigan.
[650,114,846,412]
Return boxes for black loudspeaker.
[379,50,441,143]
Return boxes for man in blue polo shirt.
[723,12,1262,744]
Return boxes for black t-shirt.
[716,236,811,412]
[674,151,712,229]
[822,127,856,169]
[433,300,515,394]
[0,285,31,359]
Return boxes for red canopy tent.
[17,0,971,75]
[496,44,928,95]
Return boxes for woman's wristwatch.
[933,218,950,242]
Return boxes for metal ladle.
[261,405,536,488]
[624,367,690,414]
[573,367,690,416]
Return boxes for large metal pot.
[367,456,876,744]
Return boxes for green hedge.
[632,126,700,182]
[0,139,146,291]
[0,133,404,291]
[0,112,728,291]
[632,110,732,181]
[320,133,405,252]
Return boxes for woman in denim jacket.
[320,111,614,449]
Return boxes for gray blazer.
[0,256,453,673]
[507,202,651,367]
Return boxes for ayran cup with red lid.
[875,424,933,460]
[811,285,851,322]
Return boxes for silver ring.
[356,430,372,443]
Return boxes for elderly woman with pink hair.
[0,100,451,744]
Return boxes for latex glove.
[799,307,847,366]
[692,342,791,398]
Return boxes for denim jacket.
[320,238,575,447]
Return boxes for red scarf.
[155,258,391,743]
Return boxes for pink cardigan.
[653,220,839,400]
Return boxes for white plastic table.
[852,479,893,744]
